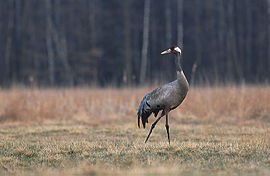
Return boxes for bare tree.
[54,1,73,86]
[162,0,173,80]
[4,0,15,85]
[45,0,55,86]
[245,0,252,76]
[227,0,241,81]
[88,0,100,85]
[177,0,184,48]
[123,0,132,86]
[13,0,22,83]
[217,0,225,76]
[89,0,97,48]
[139,0,151,84]
[267,0,270,73]
[45,0,73,86]
[165,0,172,47]
[190,0,202,85]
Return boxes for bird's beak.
[161,48,172,55]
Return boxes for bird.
[137,46,189,144]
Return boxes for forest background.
[1,0,269,87]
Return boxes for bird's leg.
[145,112,165,143]
[165,114,170,144]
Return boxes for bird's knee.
[165,124,169,129]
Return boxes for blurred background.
[0,0,269,87]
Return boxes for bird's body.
[138,71,188,128]
[137,46,189,143]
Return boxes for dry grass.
[0,86,269,124]
[0,123,269,175]
[0,86,269,175]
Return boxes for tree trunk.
[177,0,184,48]
[245,0,252,78]
[190,0,202,85]
[14,0,23,84]
[123,0,132,86]
[163,0,173,80]
[45,0,55,86]
[217,0,225,80]
[268,0,270,75]
[89,0,97,48]
[139,0,151,84]
[53,29,73,86]
[54,0,73,86]
[165,0,172,47]
[88,0,99,85]
[4,0,15,86]
[227,0,241,81]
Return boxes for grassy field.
[0,86,270,175]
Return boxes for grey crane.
[137,46,189,144]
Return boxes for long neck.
[175,53,189,89]
[175,53,182,72]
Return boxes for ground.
[0,86,269,175]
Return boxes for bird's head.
[161,46,181,55]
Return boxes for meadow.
[0,86,270,175]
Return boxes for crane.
[137,46,189,144]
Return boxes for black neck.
[175,53,182,72]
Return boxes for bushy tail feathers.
[137,94,151,128]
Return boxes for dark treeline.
[0,0,269,87]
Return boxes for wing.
[137,84,172,128]
[146,81,178,108]
[137,81,179,128]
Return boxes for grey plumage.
[137,46,189,143]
